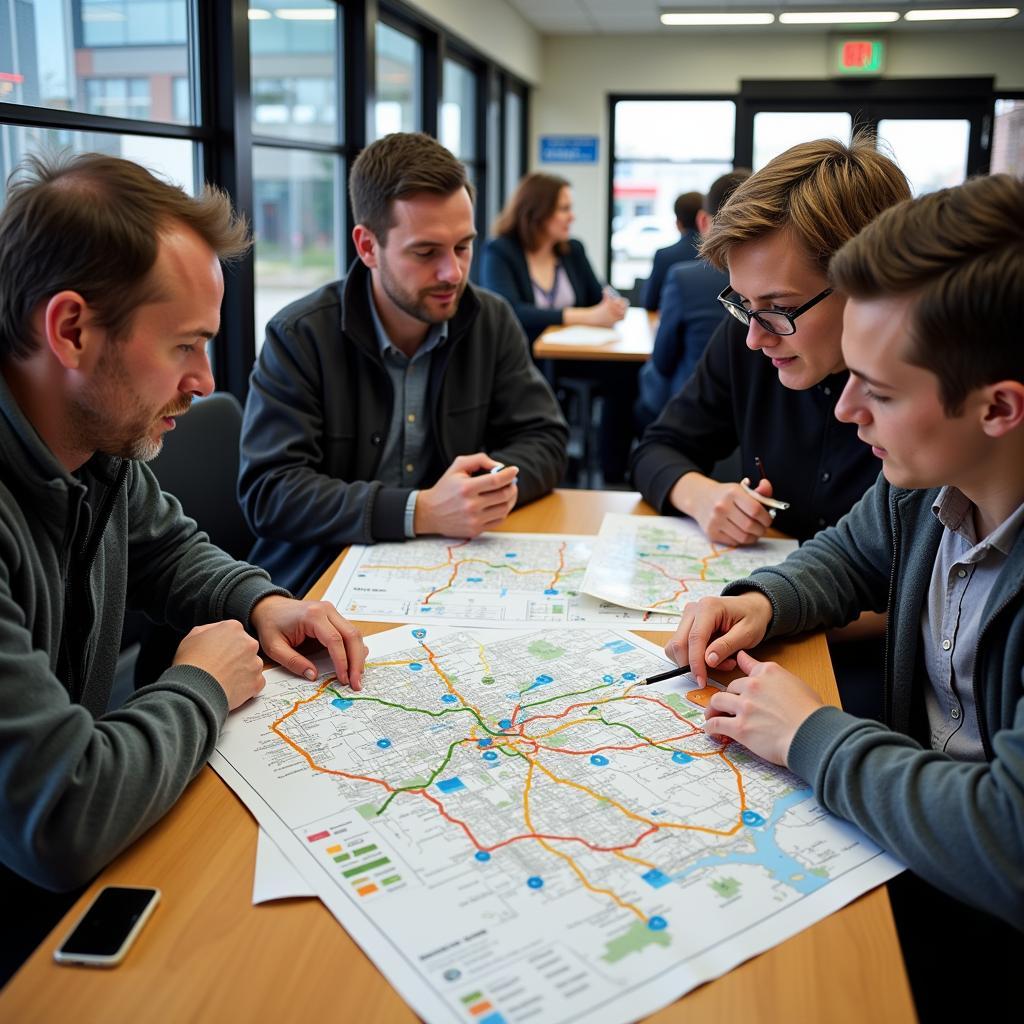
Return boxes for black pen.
[640,663,691,686]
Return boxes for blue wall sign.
[540,135,599,164]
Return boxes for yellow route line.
[613,849,658,870]
[522,758,648,922]
[365,659,417,668]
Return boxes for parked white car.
[610,216,678,260]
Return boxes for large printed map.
[582,514,799,616]
[324,532,678,630]
[212,625,901,1024]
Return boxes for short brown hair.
[0,151,250,362]
[701,134,910,273]
[673,191,702,230]
[830,173,1024,415]
[493,172,570,253]
[349,132,474,243]
[704,169,751,217]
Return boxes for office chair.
[131,391,255,687]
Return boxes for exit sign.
[834,38,885,75]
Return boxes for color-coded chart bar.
[460,990,506,1023]
[342,857,390,878]
[352,844,377,857]
[326,844,342,855]
[356,883,378,897]
[306,830,330,842]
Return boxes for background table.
[0,490,915,1023]
[533,307,658,362]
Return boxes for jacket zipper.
[881,490,901,725]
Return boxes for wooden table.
[0,490,915,1023]
[533,306,658,362]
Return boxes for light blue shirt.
[367,277,448,537]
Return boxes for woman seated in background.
[482,173,627,342]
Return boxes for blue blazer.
[642,229,701,311]
[481,235,604,342]
[637,259,729,423]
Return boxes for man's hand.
[173,620,265,711]
[250,595,368,690]
[415,453,519,537]
[703,651,824,766]
[670,472,775,546]
[665,591,773,685]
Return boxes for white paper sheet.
[253,827,315,904]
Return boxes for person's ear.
[695,209,712,235]
[352,224,380,269]
[979,380,1024,438]
[41,291,94,370]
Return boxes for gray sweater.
[0,373,283,893]
[727,475,1024,928]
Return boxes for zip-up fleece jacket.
[726,474,1024,929]
[0,373,284,897]
[239,260,569,596]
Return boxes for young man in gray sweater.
[0,153,366,979]
[665,173,1024,1016]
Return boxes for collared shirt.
[367,277,448,537]
[531,265,576,310]
[922,487,1024,761]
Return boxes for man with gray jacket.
[666,173,1024,1017]
[0,153,365,980]
[240,133,568,597]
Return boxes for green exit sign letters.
[834,38,885,76]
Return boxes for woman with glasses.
[630,135,910,547]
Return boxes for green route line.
[519,680,615,707]
[326,686,508,737]
[374,739,462,816]
[590,713,678,754]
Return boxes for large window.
[250,0,342,350]
[0,1,530,400]
[610,98,735,291]
[991,97,1024,177]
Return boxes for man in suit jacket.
[641,191,702,311]
[636,170,751,429]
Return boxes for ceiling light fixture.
[779,11,900,24]
[661,12,776,26]
[903,7,1018,20]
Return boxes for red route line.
[639,545,736,611]
[422,539,471,604]
[548,541,566,590]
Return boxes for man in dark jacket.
[0,153,365,981]
[668,174,1024,1019]
[240,133,568,596]
[641,191,702,311]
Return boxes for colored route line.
[269,657,753,921]
[636,545,738,612]
[359,539,585,605]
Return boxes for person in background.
[629,135,911,718]
[481,172,626,343]
[240,133,568,598]
[641,190,703,311]
[668,172,1024,1021]
[635,170,751,430]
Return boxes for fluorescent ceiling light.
[779,11,900,23]
[904,7,1018,19]
[248,8,272,18]
[661,12,776,25]
[273,7,337,19]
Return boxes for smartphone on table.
[53,885,160,967]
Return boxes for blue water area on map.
[475,850,491,862]
[505,552,518,559]
[602,674,615,683]
[523,674,554,694]
[590,754,609,766]
[331,698,353,711]
[437,777,466,793]
[376,738,392,749]
[467,577,483,583]
[409,662,423,671]
[480,1014,507,1024]
[420,606,433,612]
[672,751,693,764]
[603,640,635,655]
[657,544,670,551]
[441,694,458,704]
[742,810,766,827]
[527,876,544,889]
[623,672,637,681]
[642,869,671,889]
[482,751,498,761]
[648,916,668,930]
[670,788,826,895]
[544,588,559,595]
[478,738,493,747]
[500,588,508,597]
[499,719,512,729]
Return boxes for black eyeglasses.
[717,285,834,337]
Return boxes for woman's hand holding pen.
[670,472,775,546]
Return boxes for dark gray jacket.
[0,373,282,894]
[240,262,568,596]
[727,475,1024,928]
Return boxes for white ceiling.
[503,0,1024,34]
